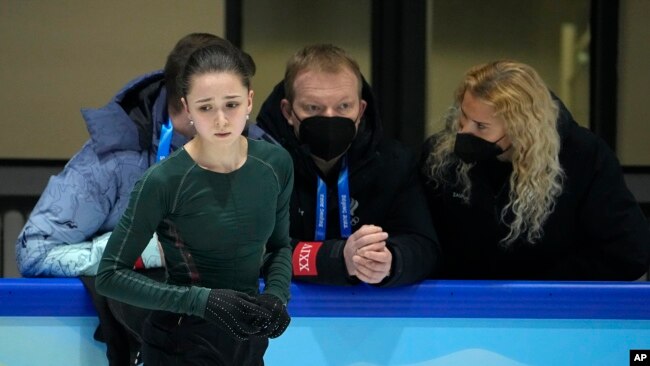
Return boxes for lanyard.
[314,156,352,240]
[156,117,173,162]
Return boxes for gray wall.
[426,0,590,134]
[618,0,650,166]
[0,0,225,160]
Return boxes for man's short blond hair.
[283,44,363,102]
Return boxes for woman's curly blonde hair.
[424,60,564,245]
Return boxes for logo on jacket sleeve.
[292,241,322,276]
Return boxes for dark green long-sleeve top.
[96,138,293,317]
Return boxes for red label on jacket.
[292,241,322,276]
[133,256,145,270]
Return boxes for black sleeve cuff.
[292,239,360,286]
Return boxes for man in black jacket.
[251,44,440,286]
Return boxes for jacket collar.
[81,71,168,155]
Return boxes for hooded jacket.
[254,80,440,286]
[17,71,188,277]
[420,101,650,280]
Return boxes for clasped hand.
[343,224,392,283]
[203,289,290,341]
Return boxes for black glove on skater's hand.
[256,293,291,338]
[203,289,273,340]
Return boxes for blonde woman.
[420,60,649,280]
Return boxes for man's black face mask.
[297,115,356,161]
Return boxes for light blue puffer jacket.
[16,71,187,277]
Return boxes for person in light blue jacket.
[15,68,181,277]
[15,32,238,366]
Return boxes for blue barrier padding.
[1,278,649,319]
[0,278,96,317]
[290,280,650,319]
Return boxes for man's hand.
[354,243,392,283]
[343,225,392,283]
